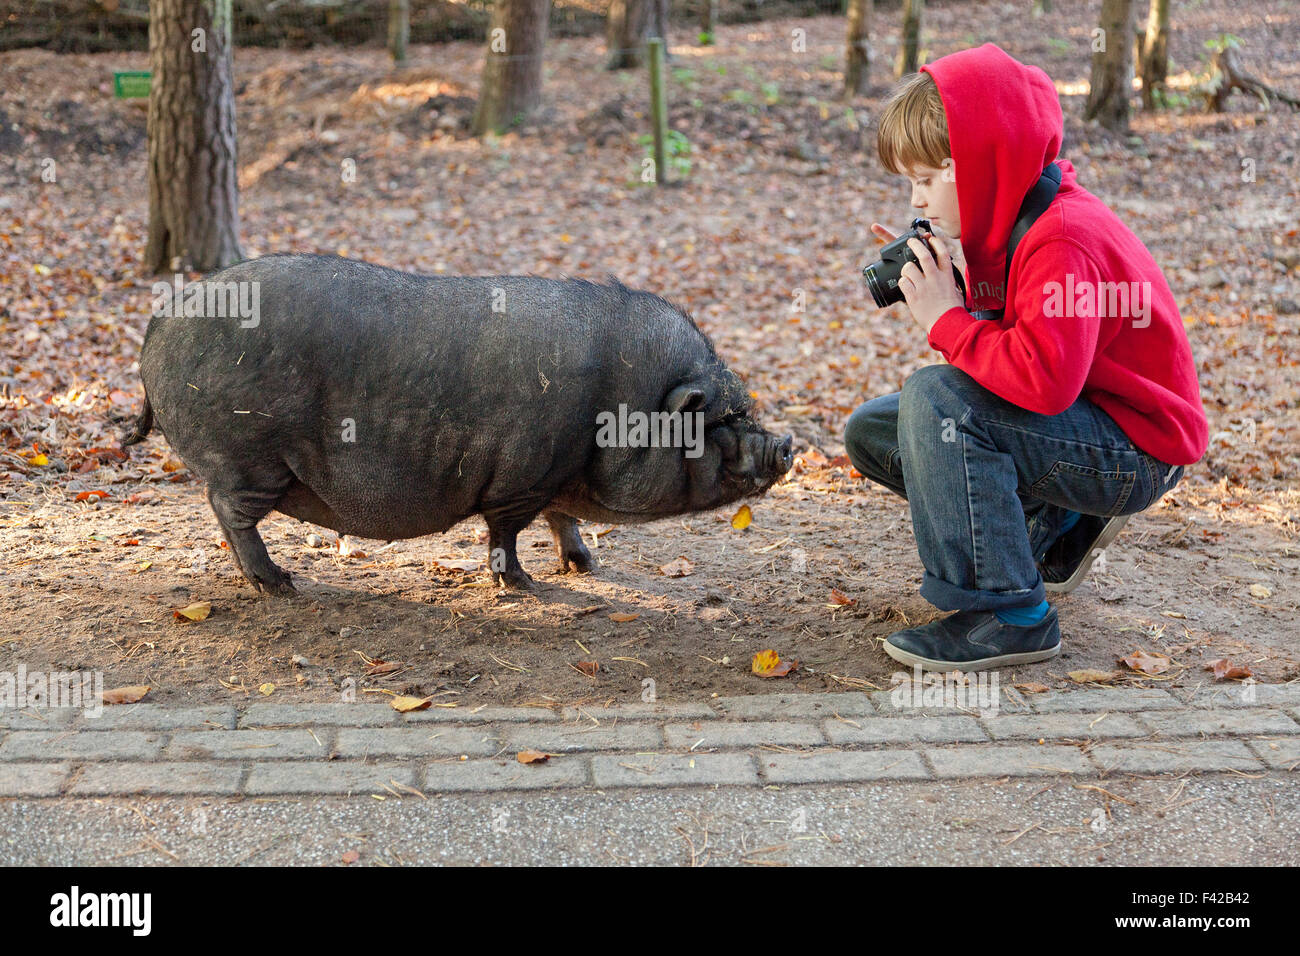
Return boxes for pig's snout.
[766,433,794,476]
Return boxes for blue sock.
[996,599,1050,626]
[1057,510,1082,536]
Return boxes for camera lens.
[863,262,899,309]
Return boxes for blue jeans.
[844,364,1184,612]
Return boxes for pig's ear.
[663,384,710,417]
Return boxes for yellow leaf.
[173,601,212,622]
[29,453,49,466]
[1249,583,1271,599]
[731,505,752,530]
[258,682,275,696]
[392,695,432,713]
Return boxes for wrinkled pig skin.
[124,254,794,593]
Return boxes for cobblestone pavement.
[3,685,1298,799]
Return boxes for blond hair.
[876,71,951,174]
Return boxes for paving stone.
[1246,738,1300,771]
[713,693,874,720]
[1031,688,1180,713]
[245,762,417,795]
[1090,739,1263,774]
[760,750,931,784]
[0,762,69,796]
[0,708,78,730]
[403,706,561,724]
[870,686,1027,716]
[167,729,330,760]
[423,757,590,792]
[926,744,1093,778]
[1184,684,1300,710]
[503,724,662,753]
[335,727,501,758]
[591,753,758,788]
[78,705,236,731]
[980,712,1147,741]
[663,720,824,750]
[0,731,165,761]
[1135,709,1300,738]
[561,702,717,722]
[824,715,987,745]
[69,762,243,796]
[240,703,399,728]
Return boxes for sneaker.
[883,607,1061,672]
[1039,514,1130,594]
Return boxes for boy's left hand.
[898,232,966,335]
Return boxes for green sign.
[113,72,151,99]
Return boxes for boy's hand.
[898,231,966,334]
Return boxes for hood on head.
[921,44,1063,311]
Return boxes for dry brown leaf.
[1119,649,1172,676]
[1206,659,1254,681]
[1013,682,1051,694]
[660,556,694,577]
[102,685,150,705]
[365,660,403,676]
[341,850,360,864]
[516,750,552,764]
[1068,669,1120,684]
[829,588,856,606]
[609,612,639,623]
[574,660,599,677]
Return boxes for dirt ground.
[2,2,1298,709]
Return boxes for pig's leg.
[483,504,543,589]
[207,486,295,595]
[543,510,594,574]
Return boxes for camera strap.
[970,161,1063,321]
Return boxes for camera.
[862,217,966,308]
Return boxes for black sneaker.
[1039,514,1129,594]
[883,607,1061,672]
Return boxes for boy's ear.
[941,157,956,182]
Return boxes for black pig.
[124,254,792,593]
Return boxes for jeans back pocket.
[1029,460,1138,517]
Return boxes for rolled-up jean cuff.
[920,572,1046,613]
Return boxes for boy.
[844,44,1208,671]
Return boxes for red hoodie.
[918,44,1208,467]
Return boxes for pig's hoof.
[558,550,594,574]
[252,567,296,596]
[492,568,535,590]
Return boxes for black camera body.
[862,217,967,308]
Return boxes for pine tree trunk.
[1085,0,1136,132]
[844,0,872,96]
[388,0,409,65]
[1139,0,1169,109]
[471,0,551,136]
[895,0,923,77]
[145,0,241,274]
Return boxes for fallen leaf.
[574,660,599,677]
[391,695,432,712]
[517,750,552,764]
[1013,682,1051,694]
[102,685,150,705]
[660,556,694,577]
[1249,583,1272,599]
[74,490,109,501]
[1119,649,1172,676]
[173,601,212,622]
[1068,669,1120,684]
[752,649,798,678]
[730,504,752,530]
[1206,659,1253,681]
[258,682,275,696]
[433,558,479,572]
[341,850,360,864]
[609,612,639,623]
[829,588,856,606]
[364,660,403,676]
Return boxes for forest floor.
[1,1,1298,712]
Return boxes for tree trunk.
[895,0,923,78]
[145,0,242,275]
[1138,0,1169,108]
[472,0,551,136]
[1085,0,1136,132]
[700,0,717,45]
[844,0,871,96]
[606,0,668,70]
[388,0,409,65]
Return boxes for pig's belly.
[273,477,467,541]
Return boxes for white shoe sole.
[1043,514,1130,594]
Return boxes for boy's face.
[903,161,961,239]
